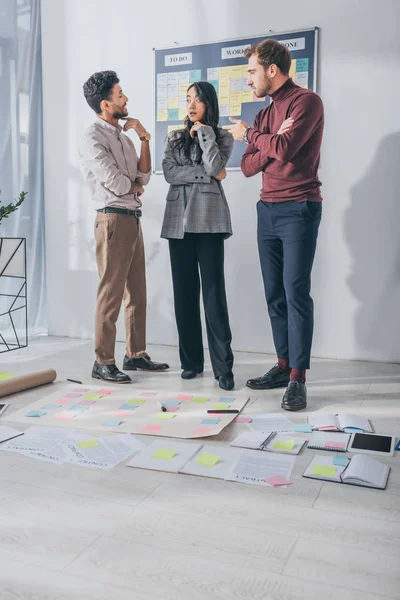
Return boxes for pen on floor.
[67,378,83,384]
[207,409,239,414]
[158,400,167,412]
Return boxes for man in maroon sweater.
[224,39,324,411]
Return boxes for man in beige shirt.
[80,70,169,383]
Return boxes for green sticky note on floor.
[195,452,220,467]
[156,412,176,419]
[212,403,229,410]
[191,397,208,403]
[0,372,13,381]
[77,439,100,449]
[312,465,337,477]
[84,394,103,401]
[273,440,295,451]
[152,448,176,460]
[128,399,145,404]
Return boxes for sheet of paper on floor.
[64,433,145,470]
[225,449,295,487]
[247,413,294,433]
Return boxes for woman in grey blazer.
[161,81,235,391]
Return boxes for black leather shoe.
[218,373,235,391]
[92,361,131,383]
[246,364,290,390]
[181,369,203,380]
[281,380,307,411]
[123,354,169,372]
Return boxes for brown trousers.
[94,212,147,365]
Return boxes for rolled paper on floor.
[0,369,57,398]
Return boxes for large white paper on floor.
[225,449,295,487]
[180,444,242,479]
[64,433,145,470]
[247,413,294,433]
[4,385,250,438]
[0,426,88,464]
[0,425,24,444]
[126,439,202,473]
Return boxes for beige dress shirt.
[79,117,151,210]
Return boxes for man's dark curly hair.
[83,70,120,114]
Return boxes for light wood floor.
[0,337,399,600]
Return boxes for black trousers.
[257,200,322,369]
[169,233,234,377]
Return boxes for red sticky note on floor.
[97,388,113,395]
[264,475,293,487]
[166,406,179,412]
[319,426,338,431]
[112,410,131,417]
[143,424,162,433]
[192,428,213,436]
[234,415,252,423]
[54,399,71,405]
[177,394,193,401]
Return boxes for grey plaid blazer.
[161,125,234,239]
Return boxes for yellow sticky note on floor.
[273,440,295,451]
[196,453,220,467]
[212,403,229,410]
[312,465,336,477]
[84,394,102,401]
[77,440,100,449]
[0,372,13,380]
[191,397,208,403]
[156,412,176,419]
[153,448,176,460]
[128,399,145,405]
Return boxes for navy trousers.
[257,200,322,370]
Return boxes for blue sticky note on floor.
[103,418,122,427]
[201,418,220,425]
[163,400,181,407]
[293,423,313,433]
[343,427,363,433]
[25,410,46,418]
[119,404,138,411]
[68,405,88,412]
[396,440,400,451]
[219,398,234,403]
[43,403,60,409]
[333,455,349,467]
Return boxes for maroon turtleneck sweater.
[241,78,324,202]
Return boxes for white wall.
[41,0,400,362]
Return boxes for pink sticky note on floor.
[192,428,213,436]
[177,394,193,401]
[54,399,71,405]
[265,475,293,487]
[325,441,346,450]
[64,393,83,399]
[166,406,179,412]
[112,410,131,417]
[234,415,253,423]
[140,392,157,397]
[319,426,338,431]
[78,400,96,406]
[97,388,113,395]
[55,413,76,420]
[142,424,162,433]
[73,388,89,392]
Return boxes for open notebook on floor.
[307,431,351,452]
[231,431,308,455]
[308,412,373,433]
[303,453,390,489]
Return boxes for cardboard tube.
[0,369,57,398]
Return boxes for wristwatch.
[242,127,251,144]
[139,132,151,142]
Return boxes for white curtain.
[0,0,47,341]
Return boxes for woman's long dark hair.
[171,81,220,163]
